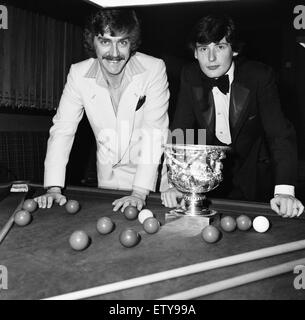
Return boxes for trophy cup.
[164,144,230,217]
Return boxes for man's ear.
[233,51,239,57]
[194,50,198,60]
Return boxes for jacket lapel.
[89,80,117,130]
[191,86,215,144]
[116,75,144,162]
[189,63,216,143]
[229,61,250,143]
[84,60,117,130]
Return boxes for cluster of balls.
[201,215,270,244]
[69,206,160,251]
[14,199,80,226]
[14,199,38,226]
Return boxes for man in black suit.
[161,14,304,218]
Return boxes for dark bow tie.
[204,74,230,95]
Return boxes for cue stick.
[43,239,305,300]
[0,183,31,244]
[158,257,305,300]
[0,197,25,244]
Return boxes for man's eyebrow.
[215,41,230,46]
[96,35,130,41]
[196,42,229,47]
[118,36,130,41]
[96,35,109,40]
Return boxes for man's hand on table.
[34,186,67,209]
[112,190,146,212]
[161,187,184,208]
[270,194,304,218]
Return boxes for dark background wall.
[1,0,305,198]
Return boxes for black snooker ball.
[69,230,90,251]
[236,215,252,231]
[143,217,160,234]
[201,225,220,243]
[22,199,37,213]
[123,205,139,220]
[119,229,139,248]
[220,216,237,232]
[97,217,114,235]
[14,210,32,226]
[65,200,80,214]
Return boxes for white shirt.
[214,62,234,145]
[212,62,294,197]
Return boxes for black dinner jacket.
[170,57,297,201]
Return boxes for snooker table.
[1,183,305,300]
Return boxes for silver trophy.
[164,144,230,217]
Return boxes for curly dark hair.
[188,14,242,53]
[84,9,141,57]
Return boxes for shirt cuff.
[274,185,295,197]
[132,186,150,196]
[46,186,62,193]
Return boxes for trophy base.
[165,209,220,234]
[172,207,217,217]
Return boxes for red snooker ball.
[201,225,220,243]
[22,199,37,213]
[143,217,160,234]
[220,216,237,232]
[97,217,114,235]
[14,210,32,226]
[119,229,139,248]
[123,205,139,220]
[236,215,252,231]
[69,230,89,251]
[65,200,80,214]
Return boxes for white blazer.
[44,53,169,192]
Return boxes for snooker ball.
[236,215,252,231]
[96,217,114,235]
[253,216,270,233]
[138,209,154,224]
[220,216,237,232]
[65,200,80,214]
[201,225,220,243]
[14,210,32,226]
[119,229,139,248]
[143,217,160,234]
[123,205,139,220]
[22,199,37,213]
[69,230,90,251]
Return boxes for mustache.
[102,56,125,61]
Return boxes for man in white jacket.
[35,9,169,212]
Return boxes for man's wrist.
[274,185,295,198]
[274,193,295,199]
[46,186,62,193]
[131,190,147,201]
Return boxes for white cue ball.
[138,209,154,224]
[253,216,270,233]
